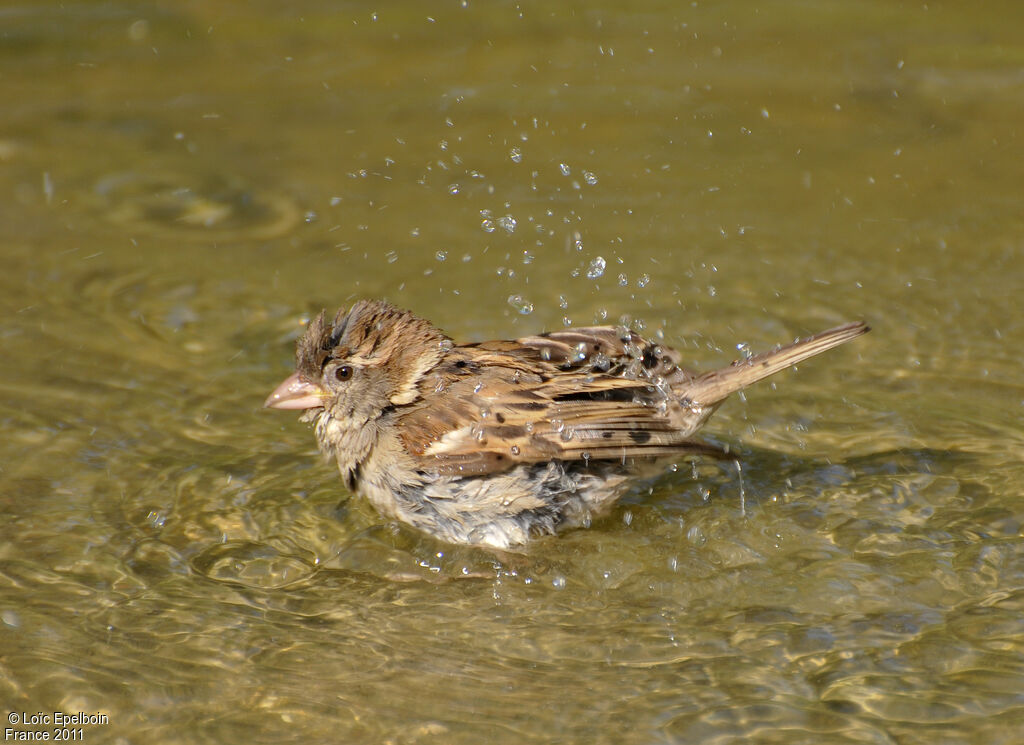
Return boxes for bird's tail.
[681,321,869,406]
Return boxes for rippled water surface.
[2,2,1023,743]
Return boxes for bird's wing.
[396,328,720,476]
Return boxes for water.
[1,1,1022,743]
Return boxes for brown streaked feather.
[398,339,700,475]
[394,321,868,477]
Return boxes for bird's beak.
[264,372,326,410]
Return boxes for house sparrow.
[265,300,868,548]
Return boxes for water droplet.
[637,273,650,288]
[435,250,447,261]
[509,147,522,163]
[128,19,150,42]
[481,218,495,233]
[510,445,520,456]
[687,525,706,545]
[552,575,566,589]
[618,273,628,286]
[507,294,534,315]
[736,342,753,361]
[559,163,571,176]
[587,256,606,279]
[583,170,598,185]
[497,214,517,233]
[448,183,460,195]
[558,295,569,309]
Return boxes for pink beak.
[264,372,326,410]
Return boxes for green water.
[1,1,1022,743]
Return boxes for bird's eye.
[334,365,353,382]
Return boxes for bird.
[265,299,868,548]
